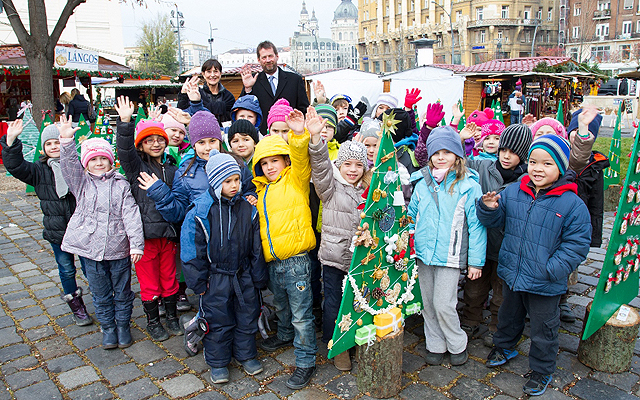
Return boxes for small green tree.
[136,14,178,76]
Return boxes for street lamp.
[432,1,455,64]
[208,22,218,59]
[170,5,185,73]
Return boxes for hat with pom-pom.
[530,117,568,139]
[479,120,505,145]
[267,98,294,129]
[334,140,368,171]
[206,149,241,199]
[467,108,495,126]
[81,138,115,168]
[529,134,571,175]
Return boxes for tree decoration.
[604,101,623,187]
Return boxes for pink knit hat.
[479,120,505,144]
[161,113,186,136]
[81,138,114,168]
[267,98,293,129]
[530,117,567,139]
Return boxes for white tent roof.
[304,69,383,109]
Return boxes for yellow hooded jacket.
[252,131,316,262]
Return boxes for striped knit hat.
[315,104,338,128]
[499,124,533,163]
[528,134,571,175]
[206,149,241,199]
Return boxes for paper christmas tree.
[327,111,423,359]
[556,99,564,126]
[604,102,623,188]
[492,99,504,124]
[452,100,466,131]
[582,118,640,340]
[134,104,147,126]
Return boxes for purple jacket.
[59,139,144,261]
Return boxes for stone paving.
[0,188,639,400]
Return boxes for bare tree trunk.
[27,53,55,125]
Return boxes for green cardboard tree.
[604,102,623,188]
[327,111,423,359]
[451,100,466,130]
[492,99,504,123]
[134,104,147,125]
[556,98,564,125]
[582,116,640,340]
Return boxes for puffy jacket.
[177,83,235,125]
[576,151,609,247]
[309,139,365,272]
[66,94,90,123]
[59,139,144,261]
[476,173,591,296]
[569,134,595,173]
[181,188,267,295]
[116,120,179,240]
[471,151,498,161]
[408,167,487,269]
[1,136,76,244]
[252,131,316,262]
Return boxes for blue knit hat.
[567,109,602,139]
[426,125,465,159]
[206,149,241,199]
[528,134,571,175]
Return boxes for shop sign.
[54,46,99,71]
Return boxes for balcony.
[593,9,612,19]
[467,18,542,28]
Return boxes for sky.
[119,0,345,54]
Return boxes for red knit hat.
[134,120,169,147]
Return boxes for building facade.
[331,0,360,69]
[217,48,291,69]
[291,2,344,73]
[181,41,211,70]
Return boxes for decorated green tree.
[492,99,504,123]
[604,101,623,187]
[556,98,564,125]
[134,104,148,125]
[455,100,466,131]
[328,111,422,360]
[25,110,54,193]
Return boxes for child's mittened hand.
[459,122,477,140]
[468,267,482,280]
[245,195,258,206]
[131,253,142,264]
[58,115,78,139]
[115,96,135,123]
[424,102,445,128]
[137,172,159,191]
[481,191,500,209]
[404,88,422,109]
[5,119,24,145]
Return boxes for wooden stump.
[578,302,640,373]
[604,185,622,212]
[356,328,403,399]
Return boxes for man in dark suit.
[240,41,310,135]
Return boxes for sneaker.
[240,359,263,375]
[486,347,518,367]
[461,323,480,338]
[450,349,468,366]
[559,303,576,323]
[177,294,192,311]
[483,331,494,348]
[523,371,552,396]
[210,367,229,384]
[424,349,445,365]
[285,366,316,390]
[260,336,293,352]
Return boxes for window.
[623,21,632,35]
[479,30,486,42]
[386,5,389,15]
[569,48,579,60]
[374,61,380,73]
[622,44,631,59]
[537,8,542,19]
[548,8,553,21]
[397,1,402,13]
[596,23,609,37]
[524,6,531,19]
[456,10,462,22]
[410,0,415,11]
[497,30,503,40]
[573,26,581,38]
[440,13,445,24]
[597,0,610,11]
[502,6,509,19]
[637,20,640,32]
[574,4,581,16]
[624,0,633,9]
[364,62,370,72]
[591,45,610,61]
[476,7,483,20]
[525,31,531,42]
[385,60,392,72]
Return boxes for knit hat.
[40,124,60,147]
[467,108,495,126]
[267,98,293,129]
[426,126,464,159]
[228,119,259,144]
[189,111,222,144]
[358,118,381,140]
[231,94,262,128]
[567,109,602,139]
[370,93,398,117]
[80,137,114,168]
[479,120,505,144]
[160,113,187,136]
[334,140,368,171]
[498,124,533,163]
[528,134,571,175]
[206,149,241,199]
[330,94,352,107]
[134,120,169,147]
[530,117,567,139]
[381,108,411,143]
[315,104,338,128]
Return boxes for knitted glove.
[404,88,422,109]
[345,101,367,126]
[424,102,445,128]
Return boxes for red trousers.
[135,238,179,301]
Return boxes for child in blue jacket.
[477,134,591,396]
[181,149,267,384]
[408,126,487,367]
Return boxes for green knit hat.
[315,104,338,128]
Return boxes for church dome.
[300,1,308,15]
[334,0,358,20]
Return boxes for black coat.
[66,94,90,123]
[240,67,310,135]
[115,119,179,240]
[0,136,76,245]
[576,151,610,247]
[177,83,235,125]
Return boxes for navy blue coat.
[476,172,591,296]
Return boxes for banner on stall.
[54,46,99,71]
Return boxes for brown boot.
[333,350,352,371]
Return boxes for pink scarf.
[432,167,449,183]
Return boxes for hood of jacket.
[520,170,578,198]
[231,95,263,128]
[252,134,291,179]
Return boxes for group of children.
[0,83,607,395]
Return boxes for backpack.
[86,102,97,122]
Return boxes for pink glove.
[424,102,445,128]
[404,88,422,109]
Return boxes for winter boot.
[142,299,169,341]
[116,321,132,348]
[61,288,93,326]
[101,324,118,349]
[177,281,192,311]
[163,294,183,336]
[158,298,166,317]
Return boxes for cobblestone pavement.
[0,189,639,400]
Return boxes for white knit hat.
[334,141,368,170]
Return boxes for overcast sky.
[120,0,343,54]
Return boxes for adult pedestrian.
[67,88,93,126]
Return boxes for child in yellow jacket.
[252,106,324,390]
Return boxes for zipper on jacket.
[102,178,112,259]
[262,184,280,261]
[513,198,535,288]
[195,216,212,264]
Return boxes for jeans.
[50,243,87,295]
[322,265,346,343]
[81,257,134,328]
[510,111,521,125]
[267,253,317,368]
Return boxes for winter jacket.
[471,151,498,161]
[309,139,365,272]
[177,84,236,125]
[0,136,76,245]
[395,133,420,175]
[231,95,263,128]
[116,120,179,240]
[569,134,595,173]
[408,167,487,269]
[252,131,316,262]
[576,151,609,247]
[59,139,144,261]
[476,173,591,296]
[181,188,267,295]
[66,94,90,123]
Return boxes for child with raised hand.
[58,117,144,350]
[314,104,340,159]
[267,99,295,143]
[460,124,532,346]
[477,135,591,396]
[530,117,567,140]
[181,149,267,384]
[473,120,505,161]
[408,126,486,367]
[115,96,182,342]
[254,106,323,390]
[0,119,92,326]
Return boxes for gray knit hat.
[40,124,60,147]
[359,118,381,141]
[334,141,368,171]
[499,124,533,163]
[426,126,464,159]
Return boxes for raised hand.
[148,105,162,122]
[304,106,326,140]
[58,115,79,139]
[313,80,326,103]
[286,109,306,135]
[137,171,159,191]
[5,119,23,146]
[522,113,537,126]
[167,107,191,126]
[404,88,422,109]
[481,191,500,209]
[459,122,477,140]
[186,76,201,102]
[240,65,257,91]
[424,102,445,128]
[115,96,135,123]
[578,105,600,126]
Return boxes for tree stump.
[578,302,640,373]
[356,327,404,399]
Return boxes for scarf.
[496,161,527,184]
[431,167,449,183]
[47,158,69,198]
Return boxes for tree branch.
[2,0,29,45]
[47,0,86,52]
